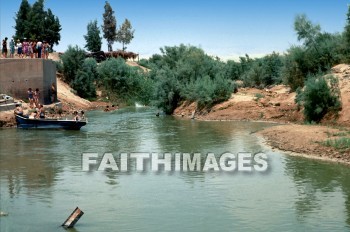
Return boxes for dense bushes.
[146,45,234,113]
[60,45,86,84]
[297,75,341,122]
[57,6,350,119]
[97,58,153,104]
[59,47,152,103]
[71,58,97,99]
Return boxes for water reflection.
[1,108,350,231]
[0,129,64,199]
[284,155,350,227]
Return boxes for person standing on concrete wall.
[9,38,15,58]
[37,40,42,58]
[2,37,8,58]
[32,40,37,58]
[17,39,23,58]
[23,38,29,58]
[29,40,34,58]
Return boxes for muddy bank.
[258,124,350,165]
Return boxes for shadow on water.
[284,155,350,227]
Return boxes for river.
[0,107,350,232]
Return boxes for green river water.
[0,107,350,231]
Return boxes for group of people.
[2,36,50,59]
[25,87,46,119]
[14,102,45,119]
[27,87,41,109]
[104,105,119,112]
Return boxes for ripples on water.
[0,107,350,232]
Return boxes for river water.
[0,107,350,232]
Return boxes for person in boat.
[73,111,80,121]
[80,110,85,119]
[37,104,45,119]
[14,104,24,116]
[27,88,34,108]
[33,88,40,108]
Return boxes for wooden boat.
[15,114,87,130]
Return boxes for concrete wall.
[0,59,56,105]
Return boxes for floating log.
[61,207,84,228]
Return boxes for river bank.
[258,124,350,165]
[2,61,350,166]
[173,64,350,165]
[0,76,110,128]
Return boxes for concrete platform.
[0,59,56,105]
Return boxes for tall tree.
[14,0,61,49]
[116,19,134,51]
[27,0,45,39]
[345,5,350,43]
[84,20,102,52]
[102,1,117,52]
[344,5,350,58]
[14,0,31,40]
[294,14,321,48]
[43,9,61,50]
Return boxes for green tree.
[27,0,45,39]
[294,14,321,48]
[343,5,350,61]
[116,19,134,51]
[60,45,86,84]
[43,9,61,50]
[282,51,305,91]
[102,1,117,52]
[152,68,181,114]
[72,58,98,99]
[345,5,350,45]
[14,0,61,48]
[14,0,31,40]
[300,75,341,122]
[84,20,102,52]
[97,58,152,104]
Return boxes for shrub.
[72,70,96,99]
[98,58,152,105]
[60,45,86,83]
[152,68,181,114]
[71,58,98,99]
[299,75,341,122]
[55,60,63,73]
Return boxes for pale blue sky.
[0,0,349,59]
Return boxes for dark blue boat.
[15,115,87,130]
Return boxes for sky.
[0,0,349,60]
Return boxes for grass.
[254,93,265,101]
[322,137,350,151]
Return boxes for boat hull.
[15,115,87,130]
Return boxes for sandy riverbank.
[257,124,350,165]
[173,64,350,165]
